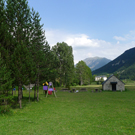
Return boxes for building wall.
[102,76,125,91]
[103,77,107,81]
[95,76,107,81]
[95,77,101,81]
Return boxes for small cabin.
[102,75,125,91]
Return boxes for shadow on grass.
[0,95,41,115]
[10,96,38,109]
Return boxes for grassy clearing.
[0,85,135,135]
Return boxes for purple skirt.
[43,86,48,90]
[48,88,53,91]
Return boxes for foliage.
[75,60,92,85]
[0,95,14,114]
[52,42,74,87]
[0,0,48,107]
[119,63,135,80]
[0,53,13,92]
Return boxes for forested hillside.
[92,47,135,80]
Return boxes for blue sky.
[28,0,135,64]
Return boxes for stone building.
[102,75,125,91]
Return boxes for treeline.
[118,63,135,80]
[0,0,92,109]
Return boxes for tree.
[11,44,34,108]
[5,0,35,108]
[0,52,14,106]
[0,0,7,48]
[30,8,46,101]
[76,61,92,85]
[85,65,92,85]
[72,67,80,86]
[39,42,59,85]
[52,42,74,87]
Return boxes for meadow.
[0,85,135,135]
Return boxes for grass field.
[0,85,135,135]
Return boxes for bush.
[0,105,11,114]
[0,95,14,114]
[66,85,70,90]
[71,83,76,86]
[54,81,60,87]
[97,81,99,85]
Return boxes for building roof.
[102,75,125,85]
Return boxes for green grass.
[123,79,135,86]
[0,85,135,135]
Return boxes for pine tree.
[6,0,34,108]
[39,41,57,85]
[0,0,6,46]
[0,53,14,105]
[31,9,46,101]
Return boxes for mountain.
[92,47,135,80]
[83,57,111,71]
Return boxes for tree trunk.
[81,77,83,86]
[12,84,14,96]
[22,88,23,99]
[29,83,30,102]
[60,73,62,87]
[18,85,19,101]
[18,83,22,108]
[37,66,39,101]
[12,89,13,96]
[37,79,39,101]
[34,82,36,99]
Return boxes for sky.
[28,0,135,64]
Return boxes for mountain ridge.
[83,57,111,71]
[92,47,135,80]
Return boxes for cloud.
[45,29,67,46]
[65,34,100,47]
[114,30,135,41]
[46,30,100,48]
[45,29,135,64]
[87,53,94,57]
[117,41,120,44]
[125,30,135,40]
[113,36,126,41]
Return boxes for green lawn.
[0,85,135,135]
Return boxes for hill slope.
[92,47,135,80]
[83,57,111,71]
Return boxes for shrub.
[0,105,10,114]
[66,85,70,90]
[71,83,76,86]
[0,95,14,114]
